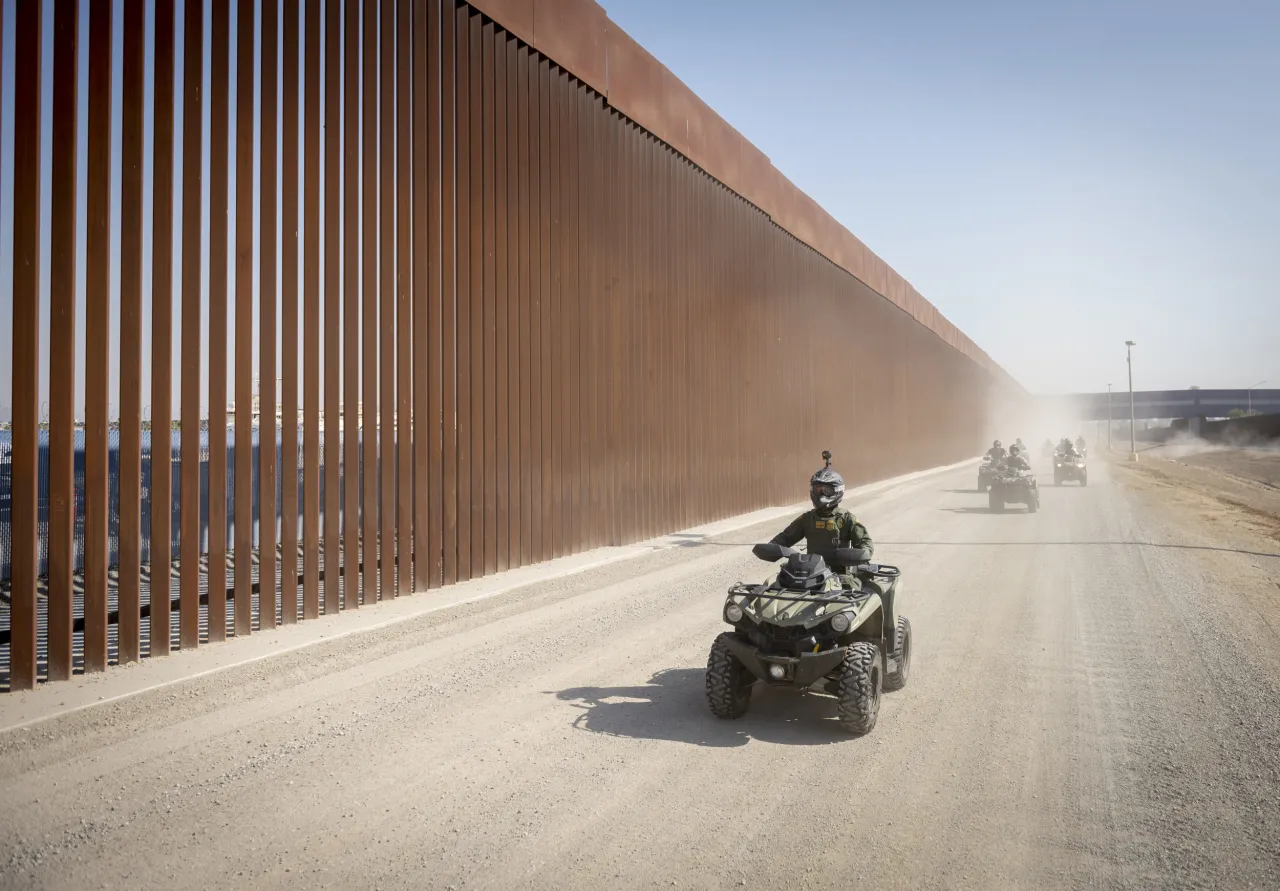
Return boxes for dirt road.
[3,459,1280,890]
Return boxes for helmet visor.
[811,483,839,499]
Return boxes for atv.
[1054,454,1088,486]
[977,456,1000,492]
[706,543,911,735]
[989,467,1040,512]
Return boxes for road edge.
[0,456,978,734]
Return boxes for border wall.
[1,0,1018,689]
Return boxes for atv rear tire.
[706,633,753,719]
[1081,475,1088,487]
[1028,493,1039,513]
[883,617,912,692]
[836,641,882,734]
[989,491,1003,512]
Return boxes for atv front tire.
[1028,492,1039,513]
[883,617,912,692]
[989,491,1004,512]
[836,641,883,734]
[706,633,753,719]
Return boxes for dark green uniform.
[770,508,874,588]
[771,505,898,638]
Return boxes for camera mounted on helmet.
[809,449,845,512]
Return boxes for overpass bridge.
[1042,389,1280,422]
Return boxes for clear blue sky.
[1,0,1278,422]
[0,0,286,423]
[603,0,1280,394]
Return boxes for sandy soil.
[1177,448,1280,490]
[2,461,1279,890]
[1121,446,1280,542]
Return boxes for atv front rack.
[729,587,866,608]
[730,563,899,608]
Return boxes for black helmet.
[810,450,845,512]
[993,439,1002,448]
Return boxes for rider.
[986,440,1008,462]
[1005,444,1032,472]
[1075,435,1087,452]
[770,451,875,592]
[1015,438,1026,454]
[1061,440,1081,459]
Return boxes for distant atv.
[977,456,1001,492]
[706,544,910,736]
[989,467,1040,512]
[1054,453,1088,486]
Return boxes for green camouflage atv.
[706,543,911,735]
[989,467,1040,512]
[1054,453,1088,486]
[977,456,1000,492]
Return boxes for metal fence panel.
[1,0,1004,689]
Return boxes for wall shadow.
[665,533,762,549]
[938,507,1031,515]
[551,668,857,748]
[879,541,1280,560]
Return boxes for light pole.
[1106,384,1113,450]
[1247,380,1266,416]
[1125,341,1137,461]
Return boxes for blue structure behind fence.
[0,428,362,586]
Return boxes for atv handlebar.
[752,543,868,565]
[750,543,897,578]
[751,542,794,562]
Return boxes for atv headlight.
[725,604,744,623]
[829,613,851,634]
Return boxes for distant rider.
[770,451,875,592]
[1061,441,1081,459]
[1075,435,1087,452]
[986,440,1008,462]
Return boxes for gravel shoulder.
[2,460,1279,890]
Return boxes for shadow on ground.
[664,533,759,550]
[938,506,1032,515]
[552,668,854,748]
[879,541,1280,560]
